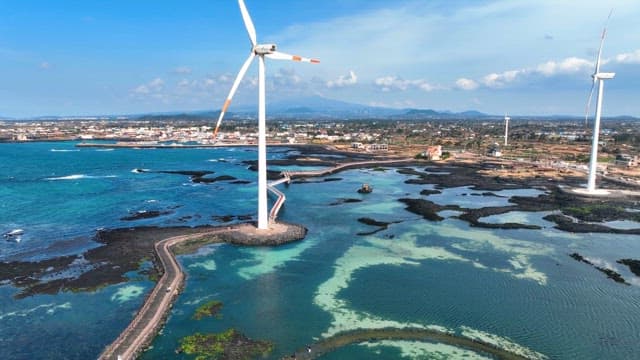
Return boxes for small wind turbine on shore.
[584,11,614,193]
[504,114,510,147]
[212,0,320,229]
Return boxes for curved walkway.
[99,229,227,360]
[269,158,421,222]
[284,158,420,179]
[267,176,290,223]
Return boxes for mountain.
[234,96,490,120]
[17,95,637,121]
[234,96,402,119]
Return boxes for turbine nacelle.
[254,44,277,55]
[593,72,616,80]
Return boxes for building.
[614,154,638,167]
[487,143,502,157]
[422,145,442,160]
[367,143,388,152]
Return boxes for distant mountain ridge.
[4,95,639,121]
[232,96,489,119]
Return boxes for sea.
[1,141,640,359]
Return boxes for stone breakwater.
[99,221,306,360]
[285,327,530,360]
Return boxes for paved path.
[284,158,418,179]
[268,178,289,223]
[99,230,226,360]
[269,159,419,223]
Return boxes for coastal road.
[99,231,222,360]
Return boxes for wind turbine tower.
[585,13,614,193]
[504,114,510,147]
[212,0,319,229]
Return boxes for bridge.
[283,158,417,178]
[267,175,290,223]
[267,159,417,223]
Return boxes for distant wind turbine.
[504,114,510,147]
[213,0,319,229]
[585,10,615,193]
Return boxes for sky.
[1,0,640,118]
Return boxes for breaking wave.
[50,149,79,152]
[45,174,117,181]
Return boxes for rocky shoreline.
[398,164,640,233]
[0,222,306,299]
[569,253,631,285]
[3,145,640,359]
[4,152,640,298]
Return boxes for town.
[1,115,639,185]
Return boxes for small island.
[193,300,223,320]
[178,329,274,360]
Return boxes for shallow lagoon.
[2,142,640,359]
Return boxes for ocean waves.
[50,149,79,152]
[44,174,117,181]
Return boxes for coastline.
[98,154,640,359]
[3,143,640,359]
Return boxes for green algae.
[178,329,273,360]
[193,300,223,320]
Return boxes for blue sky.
[1,0,639,118]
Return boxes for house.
[487,143,502,157]
[614,154,638,167]
[367,143,388,152]
[422,145,442,160]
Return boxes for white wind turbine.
[584,11,614,193]
[504,114,510,147]
[213,0,319,230]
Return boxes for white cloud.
[455,78,478,90]
[374,76,439,92]
[482,70,523,88]
[39,62,51,70]
[615,49,640,64]
[131,78,165,99]
[536,57,592,76]
[274,1,640,100]
[326,70,358,88]
[476,54,601,89]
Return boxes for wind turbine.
[213,0,319,230]
[585,12,615,193]
[504,114,510,147]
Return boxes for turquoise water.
[2,142,640,359]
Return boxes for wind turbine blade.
[584,81,596,127]
[586,9,612,128]
[266,51,320,64]
[595,9,613,75]
[213,54,255,139]
[238,0,257,46]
